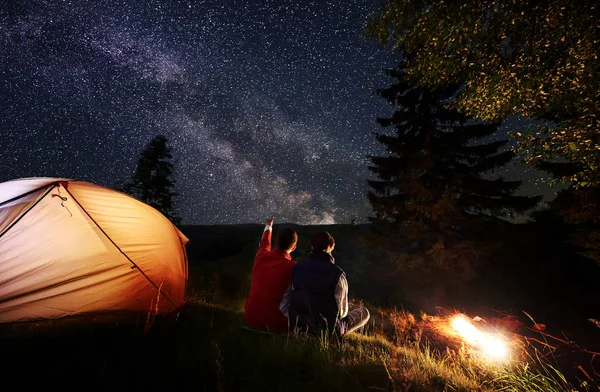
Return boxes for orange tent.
[0,177,188,323]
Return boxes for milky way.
[0,0,558,224]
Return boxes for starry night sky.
[0,0,559,225]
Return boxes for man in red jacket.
[244,217,297,332]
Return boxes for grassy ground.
[0,282,585,391]
[0,224,596,391]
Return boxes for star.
[0,0,555,224]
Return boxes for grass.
[2,274,585,391]
[0,236,595,391]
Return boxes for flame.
[450,314,509,361]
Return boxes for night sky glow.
[0,0,559,224]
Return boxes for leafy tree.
[124,135,181,226]
[365,0,599,187]
[366,63,541,304]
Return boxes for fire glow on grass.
[450,314,510,361]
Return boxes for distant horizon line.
[179,222,373,227]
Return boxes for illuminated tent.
[0,177,188,323]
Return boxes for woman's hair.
[311,231,335,251]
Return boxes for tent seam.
[62,186,178,311]
[0,184,57,240]
[0,183,56,208]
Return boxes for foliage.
[124,134,181,226]
[365,0,600,187]
[366,62,540,302]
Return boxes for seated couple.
[244,217,370,338]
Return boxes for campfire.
[374,306,600,387]
[400,310,522,363]
[448,314,510,361]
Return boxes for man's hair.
[311,231,335,252]
[276,228,298,251]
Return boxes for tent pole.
[62,186,178,311]
[0,183,57,208]
[0,184,57,240]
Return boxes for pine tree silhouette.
[366,62,541,303]
[124,135,181,226]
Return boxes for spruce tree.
[366,63,541,304]
[124,135,181,226]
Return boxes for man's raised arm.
[255,217,274,261]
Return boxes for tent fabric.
[0,177,188,323]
